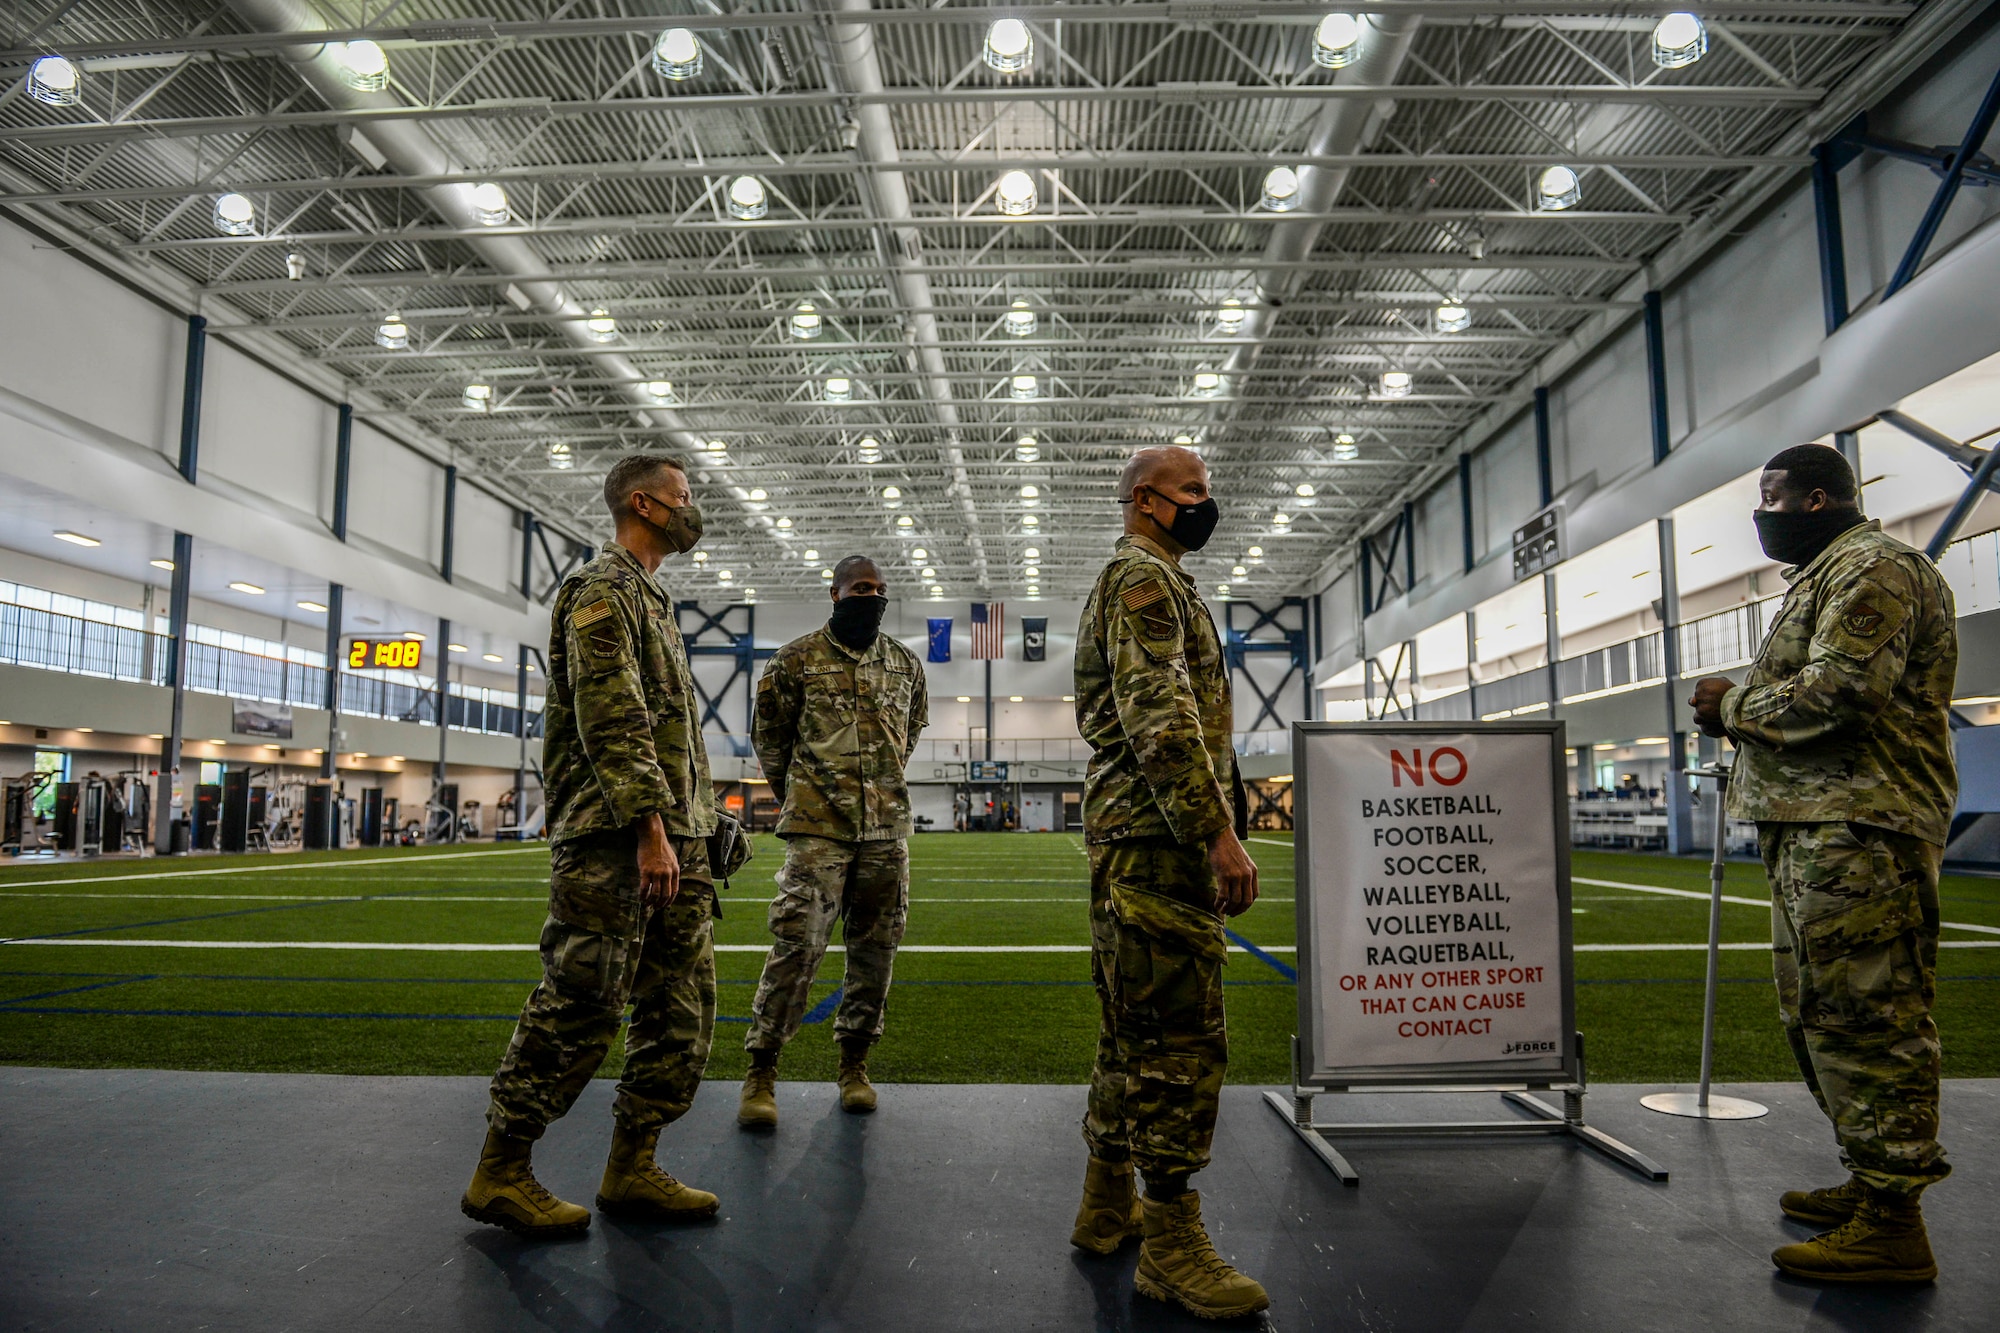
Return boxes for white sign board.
[1293,720,1576,1085]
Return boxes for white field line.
[0,847,544,889]
[1575,875,2000,937]
[7,933,1998,955]
[1247,837,1294,847]
[0,938,1293,954]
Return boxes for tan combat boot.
[1135,1192,1271,1319]
[1780,1173,1867,1227]
[738,1066,779,1129]
[1772,1188,1937,1284]
[460,1127,591,1237]
[1069,1156,1144,1254]
[837,1043,878,1114]
[595,1123,719,1221]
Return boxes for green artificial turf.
[2,834,1996,1086]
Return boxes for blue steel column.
[1458,453,1475,572]
[435,615,452,841]
[1658,517,1694,854]
[514,642,530,830]
[1811,144,1850,334]
[156,314,205,853]
[1533,386,1553,507]
[440,463,458,583]
[1884,66,2000,300]
[1643,291,1671,465]
[1534,384,1558,716]
[519,509,536,598]
[323,402,352,782]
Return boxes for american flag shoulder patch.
[570,598,614,629]
[1120,579,1167,613]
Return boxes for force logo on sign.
[1294,724,1573,1079]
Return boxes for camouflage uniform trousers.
[1084,836,1228,1181]
[744,835,909,1052]
[1761,820,1950,1196]
[488,829,716,1138]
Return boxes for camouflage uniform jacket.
[1075,533,1236,845]
[1723,520,1958,846]
[543,541,716,844]
[753,624,929,841]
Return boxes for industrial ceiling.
[0,1,1953,608]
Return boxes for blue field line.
[0,975,159,1005]
[1224,929,1297,981]
[801,987,842,1024]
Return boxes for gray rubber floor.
[2,1069,1994,1331]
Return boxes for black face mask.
[828,593,888,650]
[1753,507,1865,567]
[1147,494,1221,552]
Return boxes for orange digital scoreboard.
[346,638,424,671]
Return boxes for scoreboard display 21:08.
[347,638,423,670]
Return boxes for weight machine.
[2,769,57,855]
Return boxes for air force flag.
[1022,617,1047,662]
[927,617,952,663]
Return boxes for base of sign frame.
[1267,1034,1667,1186]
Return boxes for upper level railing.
[0,601,542,738]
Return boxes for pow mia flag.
[1022,616,1047,662]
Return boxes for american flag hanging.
[970,602,1004,659]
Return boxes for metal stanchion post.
[1642,763,1769,1120]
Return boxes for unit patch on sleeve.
[570,598,614,630]
[1843,603,1885,637]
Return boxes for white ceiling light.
[897,514,914,528]
[1019,484,1040,505]
[150,558,176,571]
[1024,546,1041,559]
[1011,374,1038,401]
[1006,299,1037,336]
[1295,483,1316,498]
[1435,302,1471,333]
[212,192,256,236]
[930,585,944,598]
[470,182,509,225]
[1272,513,1292,527]
[1215,299,1246,333]
[717,569,733,581]
[1217,584,1232,597]
[1232,565,1249,578]
[743,589,757,601]
[1247,546,1264,563]
[1173,434,1196,447]
[1334,439,1360,461]
[1021,513,1040,527]
[375,313,409,350]
[985,18,1032,72]
[1026,586,1040,597]
[821,568,835,580]
[548,442,574,470]
[229,581,266,595]
[791,301,823,339]
[1379,370,1412,397]
[462,382,493,411]
[704,438,726,455]
[728,175,768,220]
[484,652,505,663]
[585,308,618,342]
[911,548,928,560]
[52,530,100,547]
[1261,166,1302,212]
[1015,436,1039,462]
[336,40,389,91]
[1537,164,1581,211]
[692,550,710,563]
[1652,12,1708,69]
[824,376,853,402]
[747,487,768,502]
[1191,370,1222,398]
[653,28,703,80]
[1024,564,1039,577]
[802,549,818,562]
[921,566,937,578]
[28,55,81,106]
[298,599,329,613]
[776,516,793,529]
[645,380,676,404]
[1312,13,1362,68]
[858,436,882,462]
[881,486,902,504]
[996,170,1037,216]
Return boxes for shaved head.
[1118,445,1203,501]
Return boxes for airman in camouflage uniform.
[1692,443,1957,1284]
[738,556,928,1126]
[463,455,721,1238]
[1069,446,1268,1321]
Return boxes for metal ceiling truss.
[0,0,1939,605]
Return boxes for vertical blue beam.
[331,403,352,540]
[1458,453,1475,572]
[1885,65,2000,300]
[157,313,205,853]
[435,615,451,840]
[440,463,458,583]
[1533,386,1553,507]
[1401,502,1415,594]
[1359,537,1374,617]
[519,509,537,598]
[1643,291,1671,466]
[514,641,530,831]
[321,583,343,781]
[1657,517,1693,854]
[1811,144,1850,334]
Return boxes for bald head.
[1118,445,1205,502]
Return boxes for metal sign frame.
[1265,718,1663,1184]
